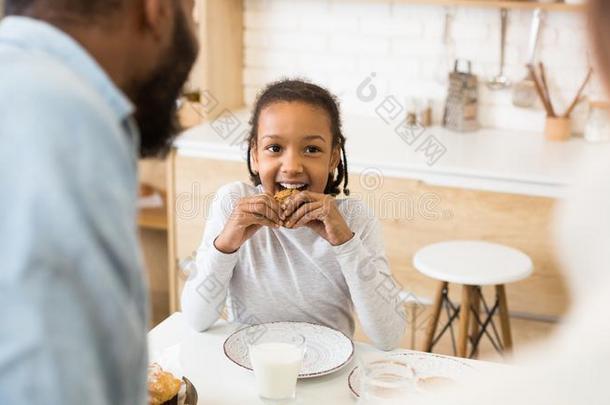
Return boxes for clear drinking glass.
[247,330,306,403]
[357,355,418,404]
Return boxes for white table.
[148,313,504,404]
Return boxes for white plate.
[348,352,475,398]
[223,321,354,379]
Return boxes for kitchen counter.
[175,108,608,198]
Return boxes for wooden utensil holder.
[544,116,571,141]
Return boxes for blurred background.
[3,0,603,361]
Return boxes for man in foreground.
[0,0,198,403]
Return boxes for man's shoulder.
[0,51,127,166]
[0,50,114,128]
[0,50,134,187]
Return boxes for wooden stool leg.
[496,284,513,353]
[469,286,481,358]
[422,281,448,352]
[409,303,417,350]
[457,285,472,357]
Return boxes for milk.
[249,342,304,400]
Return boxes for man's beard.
[132,7,199,158]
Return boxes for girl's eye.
[266,144,282,153]
[305,146,321,154]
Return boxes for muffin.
[147,363,185,405]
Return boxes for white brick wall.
[243,0,603,133]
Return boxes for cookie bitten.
[274,188,299,204]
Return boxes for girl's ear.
[251,142,259,174]
[330,146,341,173]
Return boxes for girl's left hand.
[281,191,354,246]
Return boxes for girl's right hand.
[214,193,282,253]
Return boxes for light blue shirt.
[0,17,148,404]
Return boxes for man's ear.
[330,146,341,173]
[141,0,171,41]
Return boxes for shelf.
[139,206,168,230]
[138,186,168,231]
[390,0,585,12]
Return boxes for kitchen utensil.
[527,63,590,142]
[487,8,511,90]
[544,116,571,141]
[527,64,553,116]
[512,9,544,107]
[539,62,556,117]
[435,7,456,86]
[443,59,479,132]
[564,68,593,117]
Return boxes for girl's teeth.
[281,183,305,189]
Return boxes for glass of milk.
[247,330,306,403]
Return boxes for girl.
[181,79,405,350]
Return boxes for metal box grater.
[443,60,479,132]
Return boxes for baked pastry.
[148,363,183,405]
[274,188,299,204]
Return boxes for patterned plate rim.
[223,321,355,379]
[347,352,475,398]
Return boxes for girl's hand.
[281,191,354,246]
[215,193,282,253]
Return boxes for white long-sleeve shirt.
[181,182,406,350]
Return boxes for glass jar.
[357,354,418,404]
[584,101,610,143]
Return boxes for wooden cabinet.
[166,153,251,311]
[187,0,243,120]
[137,158,171,326]
[166,153,568,328]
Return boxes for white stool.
[413,240,533,358]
